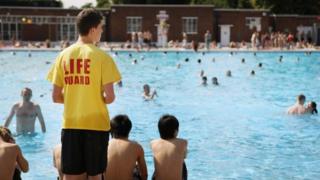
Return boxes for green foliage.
[96,0,111,8]
[96,0,320,14]
[81,2,94,8]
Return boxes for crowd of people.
[0,26,318,52]
[0,8,318,180]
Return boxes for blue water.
[0,50,319,179]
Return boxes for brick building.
[0,5,319,45]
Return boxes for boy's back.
[151,138,187,180]
[0,142,28,180]
[106,139,146,180]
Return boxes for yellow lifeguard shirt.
[47,43,121,131]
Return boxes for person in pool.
[287,94,307,115]
[226,70,232,77]
[201,76,208,86]
[212,77,219,86]
[4,87,46,135]
[0,126,29,180]
[306,101,318,114]
[105,115,147,180]
[151,115,188,180]
[142,84,157,100]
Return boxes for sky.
[61,0,96,8]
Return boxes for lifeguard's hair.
[76,8,103,36]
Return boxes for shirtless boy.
[105,115,147,180]
[151,115,188,180]
[0,126,29,180]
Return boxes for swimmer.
[258,63,262,67]
[212,77,219,86]
[212,58,215,62]
[141,55,145,60]
[202,52,205,56]
[116,80,123,87]
[241,58,245,63]
[177,63,181,69]
[199,70,205,77]
[142,84,157,100]
[184,58,189,62]
[129,53,132,58]
[251,70,255,76]
[287,94,307,115]
[253,52,256,56]
[4,88,46,134]
[230,52,234,56]
[115,52,118,56]
[132,59,138,65]
[28,52,32,58]
[163,51,167,54]
[155,66,159,71]
[306,101,318,114]
[201,76,207,86]
[197,59,201,64]
[45,61,51,65]
[279,55,283,62]
[226,70,232,77]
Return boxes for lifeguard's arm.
[103,83,115,104]
[137,144,148,180]
[52,85,64,104]
[16,146,29,172]
[4,105,16,127]
[35,105,46,133]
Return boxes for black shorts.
[61,129,109,176]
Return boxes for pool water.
[0,50,319,179]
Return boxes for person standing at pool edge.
[47,9,121,180]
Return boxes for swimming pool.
[0,50,319,179]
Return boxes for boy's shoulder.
[1,142,19,151]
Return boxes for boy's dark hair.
[111,115,132,138]
[297,94,306,102]
[158,114,179,140]
[76,8,103,36]
[311,101,318,114]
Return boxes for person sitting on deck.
[0,126,29,180]
[105,115,148,180]
[151,115,188,180]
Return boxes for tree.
[96,0,111,8]
[82,2,94,8]
[257,0,320,14]
[0,0,63,7]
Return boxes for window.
[126,17,142,33]
[245,17,261,31]
[182,17,198,34]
